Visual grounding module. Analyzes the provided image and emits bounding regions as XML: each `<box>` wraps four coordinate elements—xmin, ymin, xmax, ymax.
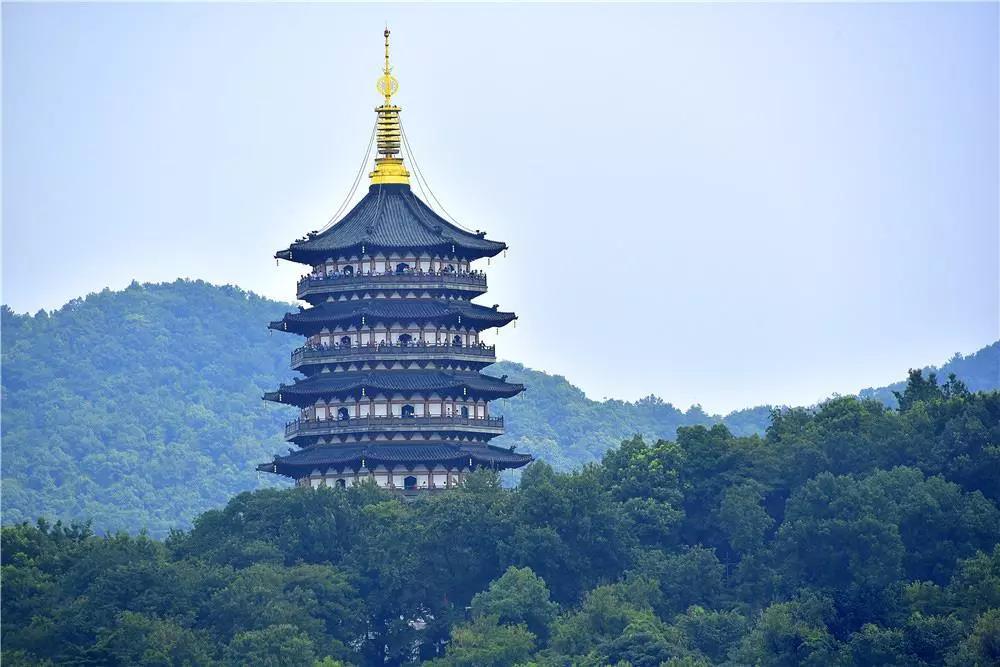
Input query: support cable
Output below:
<box><xmin>400</xmin><ymin>120</ymin><xmax>478</xmax><ymax>233</ymax></box>
<box><xmin>317</xmin><ymin>119</ymin><xmax>378</xmax><ymax>234</ymax></box>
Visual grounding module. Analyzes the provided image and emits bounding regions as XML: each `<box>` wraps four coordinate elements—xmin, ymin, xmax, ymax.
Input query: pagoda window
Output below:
<box><xmin>444</xmin><ymin>263</ymin><xmax>455</xmax><ymax>273</ymax></box>
<box><xmin>395</xmin><ymin>262</ymin><xmax>410</xmax><ymax>274</ymax></box>
<box><xmin>401</xmin><ymin>404</ymin><xmax>415</xmax><ymax>418</ymax></box>
<box><xmin>340</xmin><ymin>336</ymin><xmax>352</xmax><ymax>347</ymax></box>
<box><xmin>404</xmin><ymin>475</ymin><xmax>418</xmax><ymax>490</ymax></box>
<box><xmin>342</xmin><ymin>265</ymin><xmax>354</xmax><ymax>276</ymax></box>
<box><xmin>335</xmin><ymin>479</ymin><xmax>346</xmax><ymax>488</ymax></box>
<box><xmin>460</xmin><ymin>406</ymin><xmax>469</xmax><ymax>418</ymax></box>
<box><xmin>337</xmin><ymin>408</ymin><xmax>350</xmax><ymax>421</ymax></box>
<box><xmin>453</xmin><ymin>334</ymin><xmax>463</xmax><ymax>347</ymax></box>
<box><xmin>398</xmin><ymin>333</ymin><xmax>413</xmax><ymax>347</ymax></box>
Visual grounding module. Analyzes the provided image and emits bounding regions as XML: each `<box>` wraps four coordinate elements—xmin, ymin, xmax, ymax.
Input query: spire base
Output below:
<box><xmin>370</xmin><ymin>158</ymin><xmax>410</xmax><ymax>185</ymax></box>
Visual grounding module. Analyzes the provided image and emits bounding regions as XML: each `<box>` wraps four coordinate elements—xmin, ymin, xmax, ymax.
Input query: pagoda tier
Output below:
<box><xmin>296</xmin><ymin>269</ymin><xmax>488</xmax><ymax>304</ymax></box>
<box><xmin>259</xmin><ymin>29</ymin><xmax>531</xmax><ymax>488</ymax></box>
<box><xmin>281</xmin><ymin>414</ymin><xmax>507</xmax><ymax>446</ymax></box>
<box><xmin>277</xmin><ymin>183</ymin><xmax>507</xmax><ymax>266</ymax></box>
<box><xmin>264</xmin><ymin>370</ymin><xmax>523</xmax><ymax>406</ymax></box>
<box><xmin>268</xmin><ymin>298</ymin><xmax>517</xmax><ymax>336</ymax></box>
<box><xmin>257</xmin><ymin>442</ymin><xmax>532</xmax><ymax>491</ymax></box>
<box><xmin>289</xmin><ymin>341</ymin><xmax>497</xmax><ymax>374</ymax></box>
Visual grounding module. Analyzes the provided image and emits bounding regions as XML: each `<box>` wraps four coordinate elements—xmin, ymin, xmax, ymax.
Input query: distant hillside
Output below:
<box><xmin>859</xmin><ymin>341</ymin><xmax>999</xmax><ymax>406</ymax></box>
<box><xmin>2</xmin><ymin>280</ymin><xmax>996</xmax><ymax>535</ymax></box>
<box><xmin>489</xmin><ymin>363</ymin><xmax>768</xmax><ymax>471</ymax></box>
<box><xmin>1</xmin><ymin>281</ymin><xmax>293</xmax><ymax>536</ymax></box>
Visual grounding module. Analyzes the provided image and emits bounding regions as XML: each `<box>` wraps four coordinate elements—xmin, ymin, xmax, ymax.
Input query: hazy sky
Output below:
<box><xmin>4</xmin><ymin>3</ymin><xmax>998</xmax><ymax>413</ymax></box>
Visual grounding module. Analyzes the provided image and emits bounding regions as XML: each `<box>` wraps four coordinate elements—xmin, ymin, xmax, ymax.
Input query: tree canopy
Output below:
<box><xmin>3</xmin><ymin>371</ymin><xmax>999</xmax><ymax>665</ymax></box>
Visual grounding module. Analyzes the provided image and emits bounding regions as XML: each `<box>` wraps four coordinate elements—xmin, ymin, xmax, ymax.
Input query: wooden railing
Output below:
<box><xmin>285</xmin><ymin>415</ymin><xmax>504</xmax><ymax>437</ymax></box>
<box><xmin>297</xmin><ymin>270</ymin><xmax>487</xmax><ymax>294</ymax></box>
<box><xmin>291</xmin><ymin>342</ymin><xmax>496</xmax><ymax>365</ymax></box>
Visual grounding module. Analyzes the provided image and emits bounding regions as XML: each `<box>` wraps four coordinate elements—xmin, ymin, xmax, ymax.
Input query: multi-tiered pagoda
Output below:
<box><xmin>258</xmin><ymin>30</ymin><xmax>531</xmax><ymax>491</ymax></box>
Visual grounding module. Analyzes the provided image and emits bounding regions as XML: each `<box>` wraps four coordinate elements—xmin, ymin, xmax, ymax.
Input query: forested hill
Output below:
<box><xmin>2</xmin><ymin>280</ymin><xmax>997</xmax><ymax>535</ymax></box>
<box><xmin>3</xmin><ymin>375</ymin><xmax>999</xmax><ymax>666</ymax></box>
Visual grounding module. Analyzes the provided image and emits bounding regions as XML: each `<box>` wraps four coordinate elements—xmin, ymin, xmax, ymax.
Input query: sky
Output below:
<box><xmin>3</xmin><ymin>3</ymin><xmax>998</xmax><ymax>413</ymax></box>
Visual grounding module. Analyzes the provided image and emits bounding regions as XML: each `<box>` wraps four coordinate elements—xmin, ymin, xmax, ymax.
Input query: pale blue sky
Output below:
<box><xmin>3</xmin><ymin>3</ymin><xmax>998</xmax><ymax>413</ymax></box>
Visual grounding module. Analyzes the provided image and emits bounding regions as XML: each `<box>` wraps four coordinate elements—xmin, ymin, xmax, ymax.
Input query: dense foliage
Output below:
<box><xmin>3</xmin><ymin>374</ymin><xmax>999</xmax><ymax>665</ymax></box>
<box><xmin>2</xmin><ymin>280</ymin><xmax>997</xmax><ymax>536</ymax></box>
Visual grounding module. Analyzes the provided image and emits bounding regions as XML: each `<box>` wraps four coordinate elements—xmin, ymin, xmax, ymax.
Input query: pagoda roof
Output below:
<box><xmin>277</xmin><ymin>184</ymin><xmax>507</xmax><ymax>264</ymax></box>
<box><xmin>264</xmin><ymin>370</ymin><xmax>524</xmax><ymax>405</ymax></box>
<box><xmin>257</xmin><ymin>442</ymin><xmax>532</xmax><ymax>476</ymax></box>
<box><xmin>269</xmin><ymin>298</ymin><xmax>516</xmax><ymax>335</ymax></box>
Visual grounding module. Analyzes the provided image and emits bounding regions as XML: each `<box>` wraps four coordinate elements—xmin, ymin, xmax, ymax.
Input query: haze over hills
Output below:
<box><xmin>2</xmin><ymin>279</ymin><xmax>997</xmax><ymax>535</ymax></box>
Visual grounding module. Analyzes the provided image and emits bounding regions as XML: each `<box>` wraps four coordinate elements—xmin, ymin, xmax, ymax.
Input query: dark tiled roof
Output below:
<box><xmin>277</xmin><ymin>184</ymin><xmax>507</xmax><ymax>264</ymax></box>
<box><xmin>270</xmin><ymin>298</ymin><xmax>516</xmax><ymax>335</ymax></box>
<box><xmin>264</xmin><ymin>370</ymin><xmax>524</xmax><ymax>405</ymax></box>
<box><xmin>257</xmin><ymin>442</ymin><xmax>532</xmax><ymax>476</ymax></box>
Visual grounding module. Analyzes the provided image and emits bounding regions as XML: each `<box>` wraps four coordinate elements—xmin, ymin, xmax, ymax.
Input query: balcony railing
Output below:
<box><xmin>297</xmin><ymin>270</ymin><xmax>487</xmax><ymax>296</ymax></box>
<box><xmin>285</xmin><ymin>415</ymin><xmax>504</xmax><ymax>438</ymax></box>
<box><xmin>291</xmin><ymin>342</ymin><xmax>496</xmax><ymax>366</ymax></box>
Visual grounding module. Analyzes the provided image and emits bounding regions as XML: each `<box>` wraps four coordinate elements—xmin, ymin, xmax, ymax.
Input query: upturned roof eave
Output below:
<box><xmin>263</xmin><ymin>374</ymin><xmax>525</xmax><ymax>406</ymax></box>
<box><xmin>259</xmin><ymin>444</ymin><xmax>533</xmax><ymax>477</ymax></box>
<box><xmin>277</xmin><ymin>239</ymin><xmax>507</xmax><ymax>265</ymax></box>
<box><xmin>270</xmin><ymin>304</ymin><xmax>517</xmax><ymax>336</ymax></box>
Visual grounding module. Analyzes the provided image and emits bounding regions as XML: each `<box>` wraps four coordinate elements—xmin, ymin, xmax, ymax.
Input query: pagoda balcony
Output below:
<box><xmin>297</xmin><ymin>270</ymin><xmax>487</xmax><ymax>300</ymax></box>
<box><xmin>291</xmin><ymin>341</ymin><xmax>496</xmax><ymax>369</ymax></box>
<box><xmin>284</xmin><ymin>415</ymin><xmax>505</xmax><ymax>440</ymax></box>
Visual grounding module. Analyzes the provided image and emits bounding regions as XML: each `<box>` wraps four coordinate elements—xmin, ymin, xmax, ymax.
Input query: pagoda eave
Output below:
<box><xmin>270</xmin><ymin>308</ymin><xmax>517</xmax><ymax>337</ymax></box>
<box><xmin>258</xmin><ymin>442</ymin><xmax>532</xmax><ymax>478</ymax></box>
<box><xmin>280</xmin><ymin>241</ymin><xmax>507</xmax><ymax>267</ymax></box>
<box><xmin>263</xmin><ymin>377</ymin><xmax>525</xmax><ymax>407</ymax></box>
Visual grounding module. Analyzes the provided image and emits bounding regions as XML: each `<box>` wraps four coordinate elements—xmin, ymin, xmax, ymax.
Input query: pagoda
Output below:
<box><xmin>258</xmin><ymin>30</ymin><xmax>531</xmax><ymax>492</ymax></box>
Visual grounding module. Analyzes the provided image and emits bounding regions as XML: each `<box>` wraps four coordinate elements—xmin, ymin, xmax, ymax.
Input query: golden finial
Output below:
<box><xmin>376</xmin><ymin>28</ymin><xmax>398</xmax><ymax>105</ymax></box>
<box><xmin>370</xmin><ymin>27</ymin><xmax>409</xmax><ymax>185</ymax></box>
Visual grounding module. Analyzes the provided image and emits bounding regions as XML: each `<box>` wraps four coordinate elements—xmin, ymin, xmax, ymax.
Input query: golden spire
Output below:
<box><xmin>369</xmin><ymin>28</ymin><xmax>410</xmax><ymax>185</ymax></box>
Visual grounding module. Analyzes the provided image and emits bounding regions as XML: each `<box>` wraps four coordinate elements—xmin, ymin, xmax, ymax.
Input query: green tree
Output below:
<box><xmin>223</xmin><ymin>624</ymin><xmax>316</xmax><ymax>667</ymax></box>
<box><xmin>505</xmin><ymin>462</ymin><xmax>634</xmax><ymax>602</ymax></box>
<box><xmin>734</xmin><ymin>595</ymin><xmax>848</xmax><ymax>667</ymax></box>
<box><xmin>428</xmin><ymin>615</ymin><xmax>535</xmax><ymax>667</ymax></box>
<box><xmin>950</xmin><ymin>609</ymin><xmax>1000</xmax><ymax>666</ymax></box>
<box><xmin>602</xmin><ymin>614</ymin><xmax>691</xmax><ymax>667</ymax></box>
<box><xmin>635</xmin><ymin>546</ymin><xmax>726</xmax><ymax>616</ymax></box>
<box><xmin>94</xmin><ymin>611</ymin><xmax>218</xmax><ymax>666</ymax></box>
<box><xmin>946</xmin><ymin>545</ymin><xmax>1000</xmax><ymax>620</ymax></box>
<box><xmin>715</xmin><ymin>480</ymin><xmax>774</xmax><ymax>555</ymax></box>
<box><xmin>902</xmin><ymin>612</ymin><xmax>964</xmax><ymax>666</ymax></box>
<box><xmin>673</xmin><ymin>606</ymin><xmax>747</xmax><ymax>663</ymax></box>
<box><xmin>471</xmin><ymin>566</ymin><xmax>559</xmax><ymax>641</ymax></box>
<box><xmin>204</xmin><ymin>563</ymin><xmax>359</xmax><ymax>659</ymax></box>
<box><xmin>548</xmin><ymin>578</ymin><xmax>661</xmax><ymax>659</ymax></box>
<box><xmin>848</xmin><ymin>624</ymin><xmax>909</xmax><ymax>666</ymax></box>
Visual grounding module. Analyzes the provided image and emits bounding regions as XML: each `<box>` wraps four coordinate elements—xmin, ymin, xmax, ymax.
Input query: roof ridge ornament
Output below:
<box><xmin>370</xmin><ymin>28</ymin><xmax>410</xmax><ymax>186</ymax></box>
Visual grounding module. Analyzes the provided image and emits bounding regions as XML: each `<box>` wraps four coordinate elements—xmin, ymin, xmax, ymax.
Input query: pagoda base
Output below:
<box><xmin>258</xmin><ymin>441</ymin><xmax>531</xmax><ymax>490</ymax></box>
